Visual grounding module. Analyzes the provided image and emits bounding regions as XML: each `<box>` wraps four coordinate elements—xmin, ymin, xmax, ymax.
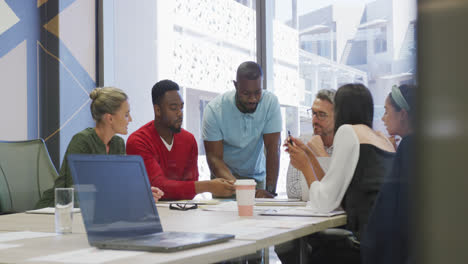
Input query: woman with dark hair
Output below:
<box><xmin>382</xmin><ymin>84</ymin><xmax>414</xmax><ymax>148</ymax></box>
<box><xmin>286</xmin><ymin>83</ymin><xmax>395</xmax><ymax>263</ymax></box>
<box><xmin>361</xmin><ymin>84</ymin><xmax>414</xmax><ymax>264</ymax></box>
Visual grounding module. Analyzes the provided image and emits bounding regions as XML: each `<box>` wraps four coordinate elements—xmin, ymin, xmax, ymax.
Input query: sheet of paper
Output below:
<box><xmin>28</xmin><ymin>248</ymin><xmax>144</xmax><ymax>264</ymax></box>
<box><xmin>201</xmin><ymin>218</ymin><xmax>309</xmax><ymax>239</ymax></box>
<box><xmin>0</xmin><ymin>231</ymin><xmax>56</xmax><ymax>242</ymax></box>
<box><xmin>255</xmin><ymin>198</ymin><xmax>300</xmax><ymax>202</ymax></box>
<box><xmin>255</xmin><ymin>200</ymin><xmax>307</xmax><ymax>207</ymax></box>
<box><xmin>260</xmin><ymin>207</ymin><xmax>345</xmax><ymax>217</ymax></box>
<box><xmin>0</xmin><ymin>243</ymin><xmax>21</xmax><ymax>250</ymax></box>
<box><xmin>157</xmin><ymin>199</ymin><xmax>222</xmax><ymax>205</ymax></box>
<box><xmin>200</xmin><ymin>201</ymin><xmax>297</xmax><ymax>212</ymax></box>
<box><xmin>25</xmin><ymin>207</ymin><xmax>81</xmax><ymax>214</ymax></box>
<box><xmin>231</xmin><ymin>219</ymin><xmax>310</xmax><ymax>229</ymax></box>
<box><xmin>255</xmin><ymin>198</ymin><xmax>306</xmax><ymax>206</ymax></box>
<box><xmin>204</xmin><ymin>225</ymin><xmax>273</xmax><ymax>238</ymax></box>
<box><xmin>199</xmin><ymin>201</ymin><xmax>238</xmax><ymax>211</ymax></box>
<box><xmin>202</xmin><ymin>220</ymin><xmax>275</xmax><ymax>238</ymax></box>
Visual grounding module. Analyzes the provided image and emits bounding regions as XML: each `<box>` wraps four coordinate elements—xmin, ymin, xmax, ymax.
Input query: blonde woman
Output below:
<box><xmin>36</xmin><ymin>87</ymin><xmax>163</xmax><ymax>208</ymax></box>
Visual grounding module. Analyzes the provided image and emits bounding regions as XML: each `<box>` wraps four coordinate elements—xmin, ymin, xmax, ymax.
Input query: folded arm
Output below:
<box><xmin>126</xmin><ymin>137</ymin><xmax>197</xmax><ymax>200</ymax></box>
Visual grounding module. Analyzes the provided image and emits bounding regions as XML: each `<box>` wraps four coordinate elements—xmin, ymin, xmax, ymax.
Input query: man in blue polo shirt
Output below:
<box><xmin>202</xmin><ymin>61</ymin><xmax>282</xmax><ymax>198</ymax></box>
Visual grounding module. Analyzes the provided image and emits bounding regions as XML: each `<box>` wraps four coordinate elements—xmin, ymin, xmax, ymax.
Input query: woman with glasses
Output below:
<box><xmin>285</xmin><ymin>83</ymin><xmax>395</xmax><ymax>263</ymax></box>
<box><xmin>361</xmin><ymin>84</ymin><xmax>414</xmax><ymax>264</ymax></box>
<box><xmin>36</xmin><ymin>87</ymin><xmax>164</xmax><ymax>208</ymax></box>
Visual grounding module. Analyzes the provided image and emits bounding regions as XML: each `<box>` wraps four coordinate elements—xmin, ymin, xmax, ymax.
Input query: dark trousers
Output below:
<box><xmin>275</xmin><ymin>228</ymin><xmax>361</xmax><ymax>264</ymax></box>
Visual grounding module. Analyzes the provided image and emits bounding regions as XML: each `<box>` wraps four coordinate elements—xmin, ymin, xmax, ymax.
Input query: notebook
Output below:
<box><xmin>68</xmin><ymin>154</ymin><xmax>234</xmax><ymax>252</ymax></box>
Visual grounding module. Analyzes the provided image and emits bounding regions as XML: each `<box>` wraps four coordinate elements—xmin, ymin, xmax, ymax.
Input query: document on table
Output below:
<box><xmin>157</xmin><ymin>199</ymin><xmax>222</xmax><ymax>205</ymax></box>
<box><xmin>0</xmin><ymin>243</ymin><xmax>21</xmax><ymax>250</ymax></box>
<box><xmin>254</xmin><ymin>198</ymin><xmax>307</xmax><ymax>207</ymax></box>
<box><xmin>0</xmin><ymin>231</ymin><xmax>56</xmax><ymax>242</ymax></box>
<box><xmin>255</xmin><ymin>198</ymin><xmax>300</xmax><ymax>202</ymax></box>
<box><xmin>25</xmin><ymin>207</ymin><xmax>81</xmax><ymax>214</ymax></box>
<box><xmin>199</xmin><ymin>201</ymin><xmax>240</xmax><ymax>211</ymax></box>
<box><xmin>28</xmin><ymin>248</ymin><xmax>144</xmax><ymax>264</ymax></box>
<box><xmin>233</xmin><ymin>219</ymin><xmax>311</xmax><ymax>229</ymax></box>
<box><xmin>260</xmin><ymin>207</ymin><xmax>345</xmax><ymax>217</ymax></box>
<box><xmin>200</xmin><ymin>219</ymin><xmax>310</xmax><ymax>239</ymax></box>
<box><xmin>200</xmin><ymin>201</ymin><xmax>271</xmax><ymax>212</ymax></box>
<box><xmin>200</xmin><ymin>201</ymin><xmax>304</xmax><ymax>212</ymax></box>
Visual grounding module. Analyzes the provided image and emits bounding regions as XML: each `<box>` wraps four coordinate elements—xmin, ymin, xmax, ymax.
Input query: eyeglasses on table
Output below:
<box><xmin>169</xmin><ymin>203</ymin><xmax>198</xmax><ymax>211</ymax></box>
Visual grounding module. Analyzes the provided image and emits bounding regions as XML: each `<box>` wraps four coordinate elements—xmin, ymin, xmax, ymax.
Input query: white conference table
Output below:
<box><xmin>0</xmin><ymin>205</ymin><xmax>346</xmax><ymax>264</ymax></box>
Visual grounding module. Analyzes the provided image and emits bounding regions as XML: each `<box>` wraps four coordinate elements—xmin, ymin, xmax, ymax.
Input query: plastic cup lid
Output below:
<box><xmin>234</xmin><ymin>179</ymin><xmax>256</xmax><ymax>186</ymax></box>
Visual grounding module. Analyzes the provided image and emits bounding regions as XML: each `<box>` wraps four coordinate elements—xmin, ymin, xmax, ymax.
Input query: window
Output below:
<box><xmin>270</xmin><ymin>0</ymin><xmax>417</xmax><ymax>195</ymax></box>
<box><xmin>374</xmin><ymin>27</ymin><xmax>387</xmax><ymax>53</ymax></box>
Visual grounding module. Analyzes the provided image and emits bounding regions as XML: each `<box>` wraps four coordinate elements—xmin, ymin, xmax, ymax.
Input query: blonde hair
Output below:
<box><xmin>89</xmin><ymin>87</ymin><xmax>128</xmax><ymax>122</ymax></box>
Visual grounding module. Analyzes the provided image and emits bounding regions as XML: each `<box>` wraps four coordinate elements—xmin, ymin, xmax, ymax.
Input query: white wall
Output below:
<box><xmin>112</xmin><ymin>0</ymin><xmax>159</xmax><ymax>140</ymax></box>
<box><xmin>0</xmin><ymin>40</ymin><xmax>28</xmax><ymax>140</ymax></box>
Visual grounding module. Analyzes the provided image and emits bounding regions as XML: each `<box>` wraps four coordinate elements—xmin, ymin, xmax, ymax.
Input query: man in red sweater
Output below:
<box><xmin>127</xmin><ymin>80</ymin><xmax>235</xmax><ymax>200</ymax></box>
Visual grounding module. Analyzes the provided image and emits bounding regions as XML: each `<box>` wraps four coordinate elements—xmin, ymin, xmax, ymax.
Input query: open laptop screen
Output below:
<box><xmin>68</xmin><ymin>154</ymin><xmax>163</xmax><ymax>243</ymax></box>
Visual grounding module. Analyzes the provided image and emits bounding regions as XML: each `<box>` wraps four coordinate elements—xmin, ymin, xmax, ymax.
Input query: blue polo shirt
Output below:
<box><xmin>202</xmin><ymin>90</ymin><xmax>282</xmax><ymax>182</ymax></box>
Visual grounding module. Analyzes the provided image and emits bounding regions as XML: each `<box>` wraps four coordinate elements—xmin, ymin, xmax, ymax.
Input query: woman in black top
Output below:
<box><xmin>361</xmin><ymin>84</ymin><xmax>415</xmax><ymax>264</ymax></box>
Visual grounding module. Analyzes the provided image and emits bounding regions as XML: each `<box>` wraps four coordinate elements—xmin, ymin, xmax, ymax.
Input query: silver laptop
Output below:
<box><xmin>68</xmin><ymin>154</ymin><xmax>234</xmax><ymax>252</ymax></box>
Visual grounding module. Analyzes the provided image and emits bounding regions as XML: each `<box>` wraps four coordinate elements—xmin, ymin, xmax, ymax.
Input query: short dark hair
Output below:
<box><xmin>152</xmin><ymin>80</ymin><xmax>180</xmax><ymax>105</ymax></box>
<box><xmin>236</xmin><ymin>61</ymin><xmax>263</xmax><ymax>81</ymax></box>
<box><xmin>389</xmin><ymin>84</ymin><xmax>415</xmax><ymax>113</ymax></box>
<box><xmin>334</xmin><ymin>83</ymin><xmax>374</xmax><ymax>133</ymax></box>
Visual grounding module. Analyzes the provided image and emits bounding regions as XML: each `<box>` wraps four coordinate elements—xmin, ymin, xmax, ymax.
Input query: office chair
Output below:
<box><xmin>0</xmin><ymin>139</ymin><xmax>58</xmax><ymax>214</ymax></box>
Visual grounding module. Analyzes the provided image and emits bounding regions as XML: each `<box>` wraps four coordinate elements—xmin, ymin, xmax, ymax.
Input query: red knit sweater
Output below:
<box><xmin>126</xmin><ymin>121</ymin><xmax>198</xmax><ymax>200</ymax></box>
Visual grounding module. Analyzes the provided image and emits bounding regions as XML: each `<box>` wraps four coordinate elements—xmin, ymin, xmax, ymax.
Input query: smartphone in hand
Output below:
<box><xmin>287</xmin><ymin>130</ymin><xmax>294</xmax><ymax>145</ymax></box>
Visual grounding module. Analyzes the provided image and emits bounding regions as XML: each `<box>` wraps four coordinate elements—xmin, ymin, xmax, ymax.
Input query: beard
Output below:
<box><xmin>169</xmin><ymin>127</ymin><xmax>181</xmax><ymax>133</ymax></box>
<box><xmin>241</xmin><ymin>102</ymin><xmax>257</xmax><ymax>113</ymax></box>
<box><xmin>236</xmin><ymin>94</ymin><xmax>258</xmax><ymax>113</ymax></box>
<box><xmin>169</xmin><ymin>123</ymin><xmax>182</xmax><ymax>133</ymax></box>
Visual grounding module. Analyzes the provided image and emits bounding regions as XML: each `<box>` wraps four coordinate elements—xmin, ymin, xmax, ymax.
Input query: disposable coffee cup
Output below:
<box><xmin>234</xmin><ymin>179</ymin><xmax>256</xmax><ymax>216</ymax></box>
